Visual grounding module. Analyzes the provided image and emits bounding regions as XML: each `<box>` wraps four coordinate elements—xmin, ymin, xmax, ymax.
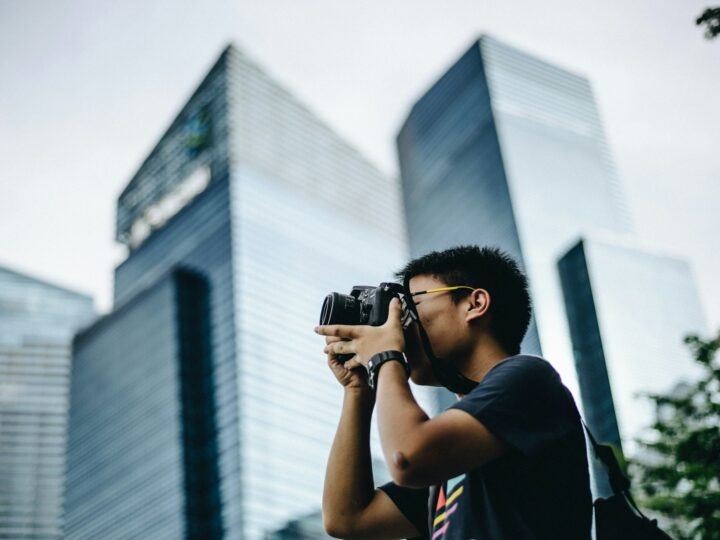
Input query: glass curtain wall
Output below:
<box><xmin>397</xmin><ymin>36</ymin><xmax>632</xmax><ymax>403</ymax></box>
<box><xmin>0</xmin><ymin>267</ymin><xmax>93</xmax><ymax>539</ymax></box>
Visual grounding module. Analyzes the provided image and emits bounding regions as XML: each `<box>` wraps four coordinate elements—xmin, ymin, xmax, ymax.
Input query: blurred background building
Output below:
<box><xmin>64</xmin><ymin>45</ymin><xmax>426</xmax><ymax>539</ymax></box>
<box><xmin>0</xmin><ymin>266</ymin><xmax>94</xmax><ymax>539</ymax></box>
<box><xmin>558</xmin><ymin>235</ymin><xmax>706</xmax><ymax>494</ymax></box>
<box><xmin>67</xmin><ymin>270</ymin><xmax>223</xmax><ymax>538</ymax></box>
<box><xmin>397</xmin><ymin>35</ymin><xmax>632</xmax><ymax>409</ymax></box>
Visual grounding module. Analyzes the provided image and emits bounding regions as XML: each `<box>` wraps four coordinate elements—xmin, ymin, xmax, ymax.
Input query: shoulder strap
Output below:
<box><xmin>581</xmin><ymin>420</ymin><xmax>630</xmax><ymax>494</ymax></box>
<box><xmin>581</xmin><ymin>421</ymin><xmax>648</xmax><ymax>518</ymax></box>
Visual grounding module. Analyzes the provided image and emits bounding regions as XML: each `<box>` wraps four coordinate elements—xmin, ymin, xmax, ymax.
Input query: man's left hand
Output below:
<box><xmin>315</xmin><ymin>298</ymin><xmax>405</xmax><ymax>371</ymax></box>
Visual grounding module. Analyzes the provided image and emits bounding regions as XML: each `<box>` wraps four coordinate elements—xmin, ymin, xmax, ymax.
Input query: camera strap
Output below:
<box><xmin>402</xmin><ymin>276</ymin><xmax>479</xmax><ymax>395</ymax></box>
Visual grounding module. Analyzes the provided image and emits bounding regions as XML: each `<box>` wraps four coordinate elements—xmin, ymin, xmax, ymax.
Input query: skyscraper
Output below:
<box><xmin>558</xmin><ymin>236</ymin><xmax>706</xmax><ymax>451</ymax></box>
<box><xmin>558</xmin><ymin>236</ymin><xmax>706</xmax><ymax>496</ymax></box>
<box><xmin>0</xmin><ymin>266</ymin><xmax>94</xmax><ymax>539</ymax></box>
<box><xmin>397</xmin><ymin>35</ymin><xmax>632</xmax><ymax>406</ymax></box>
<box><xmin>65</xmin><ymin>45</ymin><xmax>415</xmax><ymax>539</ymax></box>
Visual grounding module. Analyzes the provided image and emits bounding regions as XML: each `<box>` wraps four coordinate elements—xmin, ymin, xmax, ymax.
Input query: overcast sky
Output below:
<box><xmin>1</xmin><ymin>0</ymin><xmax>718</xmax><ymax>331</ymax></box>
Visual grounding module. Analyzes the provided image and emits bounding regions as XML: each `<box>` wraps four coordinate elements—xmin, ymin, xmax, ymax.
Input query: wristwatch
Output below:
<box><xmin>367</xmin><ymin>350</ymin><xmax>410</xmax><ymax>390</ymax></box>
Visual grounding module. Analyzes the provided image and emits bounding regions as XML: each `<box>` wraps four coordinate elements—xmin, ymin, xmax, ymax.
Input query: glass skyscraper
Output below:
<box><xmin>397</xmin><ymin>35</ymin><xmax>632</xmax><ymax>406</ymax></box>
<box><xmin>0</xmin><ymin>265</ymin><xmax>94</xmax><ymax>539</ymax></box>
<box><xmin>65</xmin><ymin>45</ymin><xmax>420</xmax><ymax>539</ymax></box>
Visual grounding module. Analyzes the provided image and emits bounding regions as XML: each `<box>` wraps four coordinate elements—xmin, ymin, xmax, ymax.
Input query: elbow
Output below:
<box><xmin>322</xmin><ymin>514</ymin><xmax>345</xmax><ymax>539</ymax></box>
<box><xmin>388</xmin><ymin>449</ymin><xmax>427</xmax><ymax>488</ymax></box>
<box><xmin>323</xmin><ymin>512</ymin><xmax>357</xmax><ymax>539</ymax></box>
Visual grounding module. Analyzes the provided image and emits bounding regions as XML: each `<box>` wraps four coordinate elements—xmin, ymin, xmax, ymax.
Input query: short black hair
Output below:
<box><xmin>395</xmin><ymin>245</ymin><xmax>532</xmax><ymax>355</ymax></box>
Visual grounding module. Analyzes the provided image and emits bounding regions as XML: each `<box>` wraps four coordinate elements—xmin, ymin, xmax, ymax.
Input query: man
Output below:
<box><xmin>316</xmin><ymin>246</ymin><xmax>592</xmax><ymax>539</ymax></box>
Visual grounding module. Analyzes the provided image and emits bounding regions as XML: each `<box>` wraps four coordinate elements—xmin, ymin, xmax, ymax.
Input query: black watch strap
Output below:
<box><xmin>367</xmin><ymin>350</ymin><xmax>409</xmax><ymax>390</ymax></box>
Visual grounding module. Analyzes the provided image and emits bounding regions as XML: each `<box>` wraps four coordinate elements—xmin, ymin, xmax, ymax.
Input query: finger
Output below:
<box><xmin>327</xmin><ymin>356</ymin><xmax>341</xmax><ymax>369</ymax></box>
<box><xmin>315</xmin><ymin>324</ymin><xmax>361</xmax><ymax>339</ymax></box>
<box><xmin>325</xmin><ymin>336</ymin><xmax>343</xmax><ymax>345</ymax></box>
<box><xmin>324</xmin><ymin>340</ymin><xmax>356</xmax><ymax>356</ymax></box>
<box><xmin>344</xmin><ymin>358</ymin><xmax>364</xmax><ymax>370</ymax></box>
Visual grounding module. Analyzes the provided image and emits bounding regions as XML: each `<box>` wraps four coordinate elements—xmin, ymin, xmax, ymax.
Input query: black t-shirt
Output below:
<box><xmin>379</xmin><ymin>355</ymin><xmax>592</xmax><ymax>540</ymax></box>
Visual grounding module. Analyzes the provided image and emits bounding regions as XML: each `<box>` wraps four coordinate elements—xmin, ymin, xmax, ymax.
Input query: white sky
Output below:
<box><xmin>1</xmin><ymin>0</ymin><xmax>718</xmax><ymax>333</ymax></box>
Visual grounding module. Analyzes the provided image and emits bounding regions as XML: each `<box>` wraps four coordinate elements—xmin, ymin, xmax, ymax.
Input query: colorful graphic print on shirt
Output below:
<box><xmin>431</xmin><ymin>474</ymin><xmax>465</xmax><ymax>539</ymax></box>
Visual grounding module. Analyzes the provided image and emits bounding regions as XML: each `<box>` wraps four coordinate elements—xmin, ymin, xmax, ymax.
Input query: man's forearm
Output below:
<box><xmin>376</xmin><ymin>362</ymin><xmax>430</xmax><ymax>481</ymax></box>
<box><xmin>323</xmin><ymin>388</ymin><xmax>376</xmax><ymax>531</ymax></box>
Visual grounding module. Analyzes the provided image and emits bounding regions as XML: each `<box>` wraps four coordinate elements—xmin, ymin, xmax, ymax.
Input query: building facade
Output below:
<box><xmin>66</xmin><ymin>270</ymin><xmax>222</xmax><ymax>538</ymax></box>
<box><xmin>558</xmin><ymin>236</ymin><xmax>706</xmax><ymax>493</ymax></box>
<box><xmin>65</xmin><ymin>45</ymin><xmax>419</xmax><ymax>539</ymax></box>
<box><xmin>397</xmin><ymin>35</ymin><xmax>632</xmax><ymax>407</ymax></box>
<box><xmin>0</xmin><ymin>266</ymin><xmax>94</xmax><ymax>539</ymax></box>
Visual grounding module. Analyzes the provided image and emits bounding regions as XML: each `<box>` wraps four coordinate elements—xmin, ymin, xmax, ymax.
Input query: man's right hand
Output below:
<box><xmin>325</xmin><ymin>336</ymin><xmax>370</xmax><ymax>391</ymax></box>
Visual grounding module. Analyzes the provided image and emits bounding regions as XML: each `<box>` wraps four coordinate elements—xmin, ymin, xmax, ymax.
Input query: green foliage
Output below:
<box><xmin>696</xmin><ymin>7</ymin><xmax>720</xmax><ymax>39</ymax></box>
<box><xmin>631</xmin><ymin>331</ymin><xmax>720</xmax><ymax>540</ymax></box>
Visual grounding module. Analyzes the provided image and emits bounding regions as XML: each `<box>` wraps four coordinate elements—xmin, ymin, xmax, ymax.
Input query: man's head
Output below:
<box><xmin>395</xmin><ymin>246</ymin><xmax>531</xmax><ymax>380</ymax></box>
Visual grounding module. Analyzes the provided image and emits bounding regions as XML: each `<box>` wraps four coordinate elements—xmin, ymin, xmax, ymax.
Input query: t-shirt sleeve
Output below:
<box><xmin>378</xmin><ymin>481</ymin><xmax>429</xmax><ymax>539</ymax></box>
<box><xmin>450</xmin><ymin>356</ymin><xmax>578</xmax><ymax>456</ymax></box>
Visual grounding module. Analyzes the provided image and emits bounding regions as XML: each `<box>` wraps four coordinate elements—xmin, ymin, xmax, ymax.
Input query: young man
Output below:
<box><xmin>316</xmin><ymin>246</ymin><xmax>592</xmax><ymax>539</ymax></box>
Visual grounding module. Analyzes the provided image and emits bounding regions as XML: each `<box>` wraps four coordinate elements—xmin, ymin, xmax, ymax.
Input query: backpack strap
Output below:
<box><xmin>582</xmin><ymin>421</ymin><xmax>631</xmax><ymax>494</ymax></box>
<box><xmin>581</xmin><ymin>420</ymin><xmax>647</xmax><ymax>518</ymax></box>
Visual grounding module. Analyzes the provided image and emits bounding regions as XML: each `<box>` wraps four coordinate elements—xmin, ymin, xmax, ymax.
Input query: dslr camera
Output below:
<box><xmin>319</xmin><ymin>282</ymin><xmax>415</xmax><ymax>362</ymax></box>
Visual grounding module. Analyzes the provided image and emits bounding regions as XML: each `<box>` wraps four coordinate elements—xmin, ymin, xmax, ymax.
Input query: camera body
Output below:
<box><xmin>320</xmin><ymin>282</ymin><xmax>403</xmax><ymax>327</ymax></box>
<box><xmin>319</xmin><ymin>282</ymin><xmax>409</xmax><ymax>362</ymax></box>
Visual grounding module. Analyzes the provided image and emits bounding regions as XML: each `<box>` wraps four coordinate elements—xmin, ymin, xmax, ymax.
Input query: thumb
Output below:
<box><xmin>385</xmin><ymin>297</ymin><xmax>402</xmax><ymax>326</ymax></box>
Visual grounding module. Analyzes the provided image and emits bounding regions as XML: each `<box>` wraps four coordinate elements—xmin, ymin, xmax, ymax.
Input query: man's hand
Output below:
<box><xmin>325</xmin><ymin>336</ymin><xmax>369</xmax><ymax>391</ymax></box>
<box><xmin>316</xmin><ymin>298</ymin><xmax>405</xmax><ymax>371</ymax></box>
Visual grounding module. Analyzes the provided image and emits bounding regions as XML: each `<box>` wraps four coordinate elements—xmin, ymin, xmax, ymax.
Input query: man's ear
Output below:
<box><xmin>465</xmin><ymin>289</ymin><xmax>490</xmax><ymax>323</ymax></box>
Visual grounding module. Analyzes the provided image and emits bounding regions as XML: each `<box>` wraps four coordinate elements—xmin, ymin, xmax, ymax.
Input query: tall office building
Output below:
<box><xmin>558</xmin><ymin>237</ymin><xmax>706</xmax><ymax>451</ymax></box>
<box><xmin>66</xmin><ymin>45</ymin><xmax>417</xmax><ymax>539</ymax></box>
<box><xmin>397</xmin><ymin>35</ymin><xmax>632</xmax><ymax>406</ymax></box>
<box><xmin>558</xmin><ymin>237</ymin><xmax>706</xmax><ymax>495</ymax></box>
<box><xmin>0</xmin><ymin>266</ymin><xmax>94</xmax><ymax>539</ymax></box>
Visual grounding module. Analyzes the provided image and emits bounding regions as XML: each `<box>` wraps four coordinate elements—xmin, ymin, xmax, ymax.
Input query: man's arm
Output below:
<box><xmin>376</xmin><ymin>362</ymin><xmax>509</xmax><ymax>488</ymax></box>
<box><xmin>322</xmin><ymin>352</ymin><xmax>421</xmax><ymax>539</ymax></box>
<box><xmin>317</xmin><ymin>301</ymin><xmax>509</xmax><ymax>491</ymax></box>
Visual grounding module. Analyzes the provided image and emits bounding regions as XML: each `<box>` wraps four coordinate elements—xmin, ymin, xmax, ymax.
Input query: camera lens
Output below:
<box><xmin>319</xmin><ymin>293</ymin><xmax>361</xmax><ymax>325</ymax></box>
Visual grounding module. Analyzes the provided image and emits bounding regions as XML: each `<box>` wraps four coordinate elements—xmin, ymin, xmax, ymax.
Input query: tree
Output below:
<box><xmin>696</xmin><ymin>7</ymin><xmax>720</xmax><ymax>39</ymax></box>
<box><xmin>631</xmin><ymin>331</ymin><xmax>720</xmax><ymax>540</ymax></box>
